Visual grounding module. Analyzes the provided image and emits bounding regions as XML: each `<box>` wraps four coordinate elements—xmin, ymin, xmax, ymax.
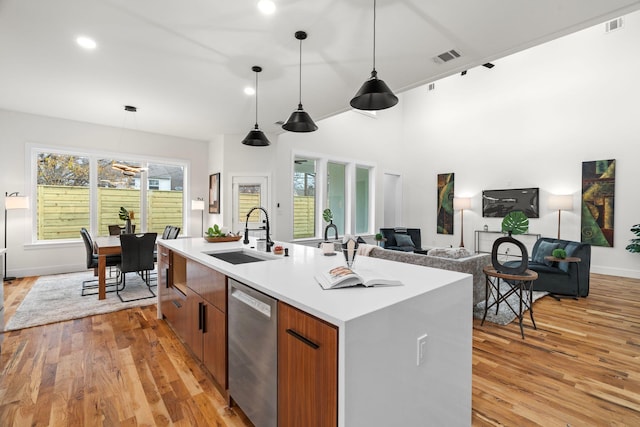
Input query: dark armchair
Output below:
<box><xmin>80</xmin><ymin>227</ymin><xmax>120</xmax><ymax>296</ymax></box>
<box><xmin>380</xmin><ymin>228</ymin><xmax>422</xmax><ymax>252</ymax></box>
<box><xmin>527</xmin><ymin>237</ymin><xmax>591</xmax><ymax>297</ymax></box>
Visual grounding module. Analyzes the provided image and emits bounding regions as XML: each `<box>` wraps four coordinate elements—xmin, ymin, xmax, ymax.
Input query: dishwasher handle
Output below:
<box><xmin>230</xmin><ymin>287</ymin><xmax>272</xmax><ymax>318</ymax></box>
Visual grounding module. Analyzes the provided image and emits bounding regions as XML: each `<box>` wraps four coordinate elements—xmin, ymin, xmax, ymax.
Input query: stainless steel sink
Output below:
<box><xmin>205</xmin><ymin>248</ymin><xmax>278</xmax><ymax>265</ymax></box>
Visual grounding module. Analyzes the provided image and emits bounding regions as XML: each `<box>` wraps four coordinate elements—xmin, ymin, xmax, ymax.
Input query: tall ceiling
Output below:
<box><xmin>1</xmin><ymin>0</ymin><xmax>639</xmax><ymax>141</ymax></box>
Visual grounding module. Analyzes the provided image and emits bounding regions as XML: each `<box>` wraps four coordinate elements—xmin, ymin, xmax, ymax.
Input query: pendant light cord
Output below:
<box><xmin>372</xmin><ymin>0</ymin><xmax>376</xmax><ymax>72</ymax></box>
<box><xmin>255</xmin><ymin>70</ymin><xmax>259</xmax><ymax>126</ymax></box>
<box><xmin>298</xmin><ymin>37</ymin><xmax>302</xmax><ymax>106</ymax></box>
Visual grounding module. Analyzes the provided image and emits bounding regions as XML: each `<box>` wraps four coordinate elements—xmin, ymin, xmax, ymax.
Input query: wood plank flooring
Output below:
<box><xmin>1</xmin><ymin>273</ymin><xmax>639</xmax><ymax>426</ymax></box>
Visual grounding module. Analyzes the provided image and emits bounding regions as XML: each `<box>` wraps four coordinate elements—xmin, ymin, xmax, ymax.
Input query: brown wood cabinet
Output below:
<box><xmin>278</xmin><ymin>302</ymin><xmax>338</xmax><ymax>427</ymax></box>
<box><xmin>161</xmin><ymin>252</ymin><xmax>227</xmax><ymax>390</ymax></box>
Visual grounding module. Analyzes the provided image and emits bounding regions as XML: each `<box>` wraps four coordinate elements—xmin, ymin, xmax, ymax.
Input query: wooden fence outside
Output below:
<box><xmin>294</xmin><ymin>196</ymin><xmax>315</xmax><ymax>238</ymax></box>
<box><xmin>37</xmin><ymin>185</ymin><xmax>183</xmax><ymax>240</ymax></box>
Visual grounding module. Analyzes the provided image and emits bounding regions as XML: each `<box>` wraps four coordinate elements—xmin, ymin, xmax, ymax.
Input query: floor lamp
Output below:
<box><xmin>453</xmin><ymin>197</ymin><xmax>472</xmax><ymax>248</ymax></box>
<box><xmin>549</xmin><ymin>194</ymin><xmax>573</xmax><ymax>239</ymax></box>
<box><xmin>191</xmin><ymin>198</ymin><xmax>205</xmax><ymax>237</ymax></box>
<box><xmin>4</xmin><ymin>192</ymin><xmax>29</xmax><ymax>282</ymax></box>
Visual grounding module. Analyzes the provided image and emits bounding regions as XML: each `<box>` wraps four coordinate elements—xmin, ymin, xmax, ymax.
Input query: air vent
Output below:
<box><xmin>605</xmin><ymin>17</ymin><xmax>624</xmax><ymax>33</ymax></box>
<box><xmin>428</xmin><ymin>83</ymin><xmax>435</xmax><ymax>91</ymax></box>
<box><xmin>433</xmin><ymin>49</ymin><xmax>461</xmax><ymax>64</ymax></box>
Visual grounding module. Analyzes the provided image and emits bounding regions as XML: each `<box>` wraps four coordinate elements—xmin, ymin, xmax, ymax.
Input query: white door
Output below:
<box><xmin>232</xmin><ymin>175</ymin><xmax>270</xmax><ymax>239</ymax></box>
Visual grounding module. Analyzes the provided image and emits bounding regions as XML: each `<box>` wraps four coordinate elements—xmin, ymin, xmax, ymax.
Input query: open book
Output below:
<box><xmin>315</xmin><ymin>266</ymin><xmax>403</xmax><ymax>290</ymax></box>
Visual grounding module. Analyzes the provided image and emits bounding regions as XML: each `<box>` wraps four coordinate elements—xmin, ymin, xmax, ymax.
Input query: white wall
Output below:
<box><xmin>401</xmin><ymin>12</ymin><xmax>640</xmax><ymax>278</ymax></box>
<box><xmin>0</xmin><ymin>109</ymin><xmax>209</xmax><ymax>277</ymax></box>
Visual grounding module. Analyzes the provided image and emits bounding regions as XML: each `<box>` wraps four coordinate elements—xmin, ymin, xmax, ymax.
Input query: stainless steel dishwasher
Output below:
<box><xmin>228</xmin><ymin>278</ymin><xmax>278</xmax><ymax>427</ymax></box>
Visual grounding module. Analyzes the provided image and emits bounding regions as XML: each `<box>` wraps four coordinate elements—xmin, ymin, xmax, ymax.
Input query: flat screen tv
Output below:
<box><xmin>482</xmin><ymin>188</ymin><xmax>539</xmax><ymax>218</ymax></box>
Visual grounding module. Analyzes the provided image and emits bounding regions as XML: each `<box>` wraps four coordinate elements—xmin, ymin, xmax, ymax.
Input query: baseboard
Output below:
<box><xmin>591</xmin><ymin>265</ymin><xmax>640</xmax><ymax>279</ymax></box>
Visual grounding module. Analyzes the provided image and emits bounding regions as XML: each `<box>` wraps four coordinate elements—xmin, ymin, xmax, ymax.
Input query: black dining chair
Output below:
<box><xmin>116</xmin><ymin>232</ymin><xmax>158</xmax><ymax>302</ymax></box>
<box><xmin>80</xmin><ymin>227</ymin><xmax>121</xmax><ymax>296</ymax></box>
<box><xmin>167</xmin><ymin>226</ymin><xmax>180</xmax><ymax>239</ymax></box>
<box><xmin>108</xmin><ymin>225</ymin><xmax>122</xmax><ymax>236</ymax></box>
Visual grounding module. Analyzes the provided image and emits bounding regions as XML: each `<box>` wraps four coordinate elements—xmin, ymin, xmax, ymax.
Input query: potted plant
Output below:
<box><xmin>375</xmin><ymin>232</ymin><xmax>385</xmax><ymax>246</ymax></box>
<box><xmin>323</xmin><ymin>208</ymin><xmax>338</xmax><ymax>241</ymax></box>
<box><xmin>119</xmin><ymin>207</ymin><xmax>135</xmax><ymax>234</ymax></box>
<box><xmin>492</xmin><ymin>210</ymin><xmax>530</xmax><ymax>274</ymax></box>
<box><xmin>626</xmin><ymin>224</ymin><xmax>640</xmax><ymax>253</ymax></box>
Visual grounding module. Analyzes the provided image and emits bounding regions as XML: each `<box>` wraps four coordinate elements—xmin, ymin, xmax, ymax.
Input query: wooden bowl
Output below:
<box><xmin>204</xmin><ymin>235</ymin><xmax>242</xmax><ymax>243</ymax></box>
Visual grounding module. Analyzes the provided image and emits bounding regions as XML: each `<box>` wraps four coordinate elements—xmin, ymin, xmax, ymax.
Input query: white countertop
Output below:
<box><xmin>159</xmin><ymin>237</ymin><xmax>470</xmax><ymax>327</ymax></box>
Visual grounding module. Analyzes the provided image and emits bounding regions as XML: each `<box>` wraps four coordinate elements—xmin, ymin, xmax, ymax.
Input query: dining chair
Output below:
<box><xmin>108</xmin><ymin>224</ymin><xmax>122</xmax><ymax>236</ymax></box>
<box><xmin>116</xmin><ymin>232</ymin><xmax>158</xmax><ymax>302</ymax></box>
<box><xmin>80</xmin><ymin>228</ymin><xmax>121</xmax><ymax>296</ymax></box>
<box><xmin>167</xmin><ymin>226</ymin><xmax>181</xmax><ymax>239</ymax></box>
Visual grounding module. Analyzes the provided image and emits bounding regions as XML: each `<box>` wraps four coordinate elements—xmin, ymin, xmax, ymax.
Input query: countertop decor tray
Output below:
<box><xmin>204</xmin><ymin>235</ymin><xmax>242</xmax><ymax>243</ymax></box>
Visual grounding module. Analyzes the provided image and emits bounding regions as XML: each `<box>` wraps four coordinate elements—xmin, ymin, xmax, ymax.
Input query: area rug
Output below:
<box><xmin>473</xmin><ymin>283</ymin><xmax>547</xmax><ymax>325</ymax></box>
<box><xmin>5</xmin><ymin>271</ymin><xmax>157</xmax><ymax>331</ymax></box>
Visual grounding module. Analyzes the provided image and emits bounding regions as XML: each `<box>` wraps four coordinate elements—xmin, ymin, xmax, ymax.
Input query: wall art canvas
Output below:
<box><xmin>437</xmin><ymin>173</ymin><xmax>454</xmax><ymax>234</ymax></box>
<box><xmin>482</xmin><ymin>188</ymin><xmax>539</xmax><ymax>218</ymax></box>
<box><xmin>581</xmin><ymin>159</ymin><xmax>615</xmax><ymax>247</ymax></box>
<box><xmin>209</xmin><ymin>173</ymin><xmax>220</xmax><ymax>214</ymax></box>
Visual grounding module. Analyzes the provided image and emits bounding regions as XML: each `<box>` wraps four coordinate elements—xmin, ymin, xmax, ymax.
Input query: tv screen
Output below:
<box><xmin>482</xmin><ymin>188</ymin><xmax>539</xmax><ymax>218</ymax></box>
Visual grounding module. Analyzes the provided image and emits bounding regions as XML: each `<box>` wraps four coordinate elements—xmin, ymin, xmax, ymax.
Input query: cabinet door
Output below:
<box><xmin>158</xmin><ymin>247</ymin><xmax>172</xmax><ymax>318</ymax></box>
<box><xmin>278</xmin><ymin>302</ymin><xmax>338</xmax><ymax>427</ymax></box>
<box><xmin>203</xmin><ymin>304</ymin><xmax>227</xmax><ymax>390</ymax></box>
<box><xmin>185</xmin><ymin>287</ymin><xmax>204</xmax><ymax>358</ymax></box>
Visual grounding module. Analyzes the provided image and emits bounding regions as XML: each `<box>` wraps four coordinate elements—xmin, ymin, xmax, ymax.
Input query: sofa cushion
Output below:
<box><xmin>527</xmin><ymin>262</ymin><xmax>569</xmax><ymax>275</ymax></box>
<box><xmin>394</xmin><ymin>233</ymin><xmax>414</xmax><ymax>248</ymax></box>
<box><xmin>427</xmin><ymin>247</ymin><xmax>473</xmax><ymax>259</ymax></box>
<box><xmin>532</xmin><ymin>240</ymin><xmax>559</xmax><ymax>266</ymax></box>
<box><xmin>558</xmin><ymin>241</ymin><xmax>580</xmax><ymax>272</ymax></box>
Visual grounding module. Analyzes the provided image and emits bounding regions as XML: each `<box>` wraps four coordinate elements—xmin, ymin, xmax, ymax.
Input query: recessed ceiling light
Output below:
<box><xmin>244</xmin><ymin>87</ymin><xmax>256</xmax><ymax>96</ymax></box>
<box><xmin>257</xmin><ymin>0</ymin><xmax>276</xmax><ymax>15</ymax></box>
<box><xmin>76</xmin><ymin>36</ymin><xmax>97</xmax><ymax>50</ymax></box>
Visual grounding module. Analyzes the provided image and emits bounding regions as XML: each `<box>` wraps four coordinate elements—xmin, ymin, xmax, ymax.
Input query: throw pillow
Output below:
<box><xmin>533</xmin><ymin>241</ymin><xmax>559</xmax><ymax>266</ymax></box>
<box><xmin>394</xmin><ymin>233</ymin><xmax>414</xmax><ymax>248</ymax></box>
<box><xmin>427</xmin><ymin>247</ymin><xmax>473</xmax><ymax>259</ymax></box>
<box><xmin>559</xmin><ymin>242</ymin><xmax>580</xmax><ymax>272</ymax></box>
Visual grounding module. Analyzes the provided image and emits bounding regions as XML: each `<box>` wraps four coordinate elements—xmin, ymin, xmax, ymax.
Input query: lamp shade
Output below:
<box><xmin>282</xmin><ymin>105</ymin><xmax>318</xmax><ymax>132</ymax></box>
<box><xmin>453</xmin><ymin>197</ymin><xmax>471</xmax><ymax>211</ymax></box>
<box><xmin>191</xmin><ymin>199</ymin><xmax>205</xmax><ymax>211</ymax></box>
<box><xmin>242</xmin><ymin>126</ymin><xmax>271</xmax><ymax>146</ymax></box>
<box><xmin>350</xmin><ymin>70</ymin><xmax>398</xmax><ymax>111</ymax></box>
<box><xmin>5</xmin><ymin>195</ymin><xmax>29</xmax><ymax>210</ymax></box>
<box><xmin>549</xmin><ymin>195</ymin><xmax>573</xmax><ymax>211</ymax></box>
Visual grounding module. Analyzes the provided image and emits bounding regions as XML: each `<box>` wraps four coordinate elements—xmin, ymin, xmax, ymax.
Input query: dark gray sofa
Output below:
<box><xmin>525</xmin><ymin>237</ymin><xmax>591</xmax><ymax>297</ymax></box>
<box><xmin>380</xmin><ymin>228</ymin><xmax>422</xmax><ymax>252</ymax></box>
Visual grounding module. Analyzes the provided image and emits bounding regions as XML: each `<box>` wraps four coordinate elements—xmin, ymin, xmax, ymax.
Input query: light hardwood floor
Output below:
<box><xmin>1</xmin><ymin>273</ymin><xmax>639</xmax><ymax>426</ymax></box>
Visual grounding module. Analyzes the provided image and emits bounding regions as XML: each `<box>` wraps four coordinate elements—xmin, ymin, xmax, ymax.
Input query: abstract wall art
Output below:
<box><xmin>581</xmin><ymin>159</ymin><xmax>615</xmax><ymax>247</ymax></box>
<box><xmin>437</xmin><ymin>173</ymin><xmax>454</xmax><ymax>234</ymax></box>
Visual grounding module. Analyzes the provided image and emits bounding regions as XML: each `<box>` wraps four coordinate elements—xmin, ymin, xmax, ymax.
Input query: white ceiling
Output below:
<box><xmin>1</xmin><ymin>0</ymin><xmax>639</xmax><ymax>141</ymax></box>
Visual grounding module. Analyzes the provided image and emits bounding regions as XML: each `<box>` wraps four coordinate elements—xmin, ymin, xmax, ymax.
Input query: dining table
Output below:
<box><xmin>93</xmin><ymin>235</ymin><xmax>122</xmax><ymax>300</ymax></box>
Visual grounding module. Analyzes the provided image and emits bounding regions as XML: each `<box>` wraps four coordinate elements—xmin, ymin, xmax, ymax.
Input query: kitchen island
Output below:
<box><xmin>157</xmin><ymin>237</ymin><xmax>472</xmax><ymax>427</ymax></box>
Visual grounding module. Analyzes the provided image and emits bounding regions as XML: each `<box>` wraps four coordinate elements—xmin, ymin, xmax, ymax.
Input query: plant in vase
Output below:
<box><xmin>118</xmin><ymin>207</ymin><xmax>135</xmax><ymax>233</ymax></box>
<box><xmin>492</xmin><ymin>210</ymin><xmax>530</xmax><ymax>274</ymax></box>
<box><xmin>323</xmin><ymin>208</ymin><xmax>338</xmax><ymax>241</ymax></box>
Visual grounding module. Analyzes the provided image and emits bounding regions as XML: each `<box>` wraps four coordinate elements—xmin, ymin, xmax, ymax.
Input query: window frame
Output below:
<box><xmin>291</xmin><ymin>150</ymin><xmax>375</xmax><ymax>241</ymax></box>
<box><xmin>28</xmin><ymin>144</ymin><xmax>189</xmax><ymax>245</ymax></box>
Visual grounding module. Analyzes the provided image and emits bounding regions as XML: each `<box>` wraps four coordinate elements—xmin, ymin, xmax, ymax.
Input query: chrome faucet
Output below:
<box><xmin>243</xmin><ymin>206</ymin><xmax>273</xmax><ymax>252</ymax></box>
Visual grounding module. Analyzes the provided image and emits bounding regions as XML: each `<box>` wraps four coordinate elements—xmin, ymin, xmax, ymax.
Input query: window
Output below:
<box><xmin>355</xmin><ymin>166</ymin><xmax>370</xmax><ymax>234</ymax></box>
<box><xmin>33</xmin><ymin>147</ymin><xmax>186</xmax><ymax>241</ymax></box>
<box><xmin>326</xmin><ymin>162</ymin><xmax>345</xmax><ymax>235</ymax></box>
<box><xmin>293</xmin><ymin>158</ymin><xmax>316</xmax><ymax>239</ymax></box>
<box><xmin>292</xmin><ymin>154</ymin><xmax>374</xmax><ymax>240</ymax></box>
<box><xmin>37</xmin><ymin>153</ymin><xmax>90</xmax><ymax>240</ymax></box>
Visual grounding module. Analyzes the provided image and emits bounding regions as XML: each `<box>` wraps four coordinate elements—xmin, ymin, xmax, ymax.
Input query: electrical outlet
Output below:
<box><xmin>416</xmin><ymin>334</ymin><xmax>428</xmax><ymax>366</ymax></box>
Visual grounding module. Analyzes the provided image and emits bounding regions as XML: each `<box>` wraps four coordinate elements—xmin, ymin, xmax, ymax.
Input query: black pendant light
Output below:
<box><xmin>282</xmin><ymin>31</ymin><xmax>318</xmax><ymax>132</ymax></box>
<box><xmin>350</xmin><ymin>0</ymin><xmax>398</xmax><ymax>111</ymax></box>
<box><xmin>242</xmin><ymin>66</ymin><xmax>271</xmax><ymax>147</ymax></box>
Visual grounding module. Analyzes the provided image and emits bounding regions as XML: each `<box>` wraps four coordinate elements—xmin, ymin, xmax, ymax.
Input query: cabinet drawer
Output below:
<box><xmin>187</xmin><ymin>259</ymin><xmax>227</xmax><ymax>312</ymax></box>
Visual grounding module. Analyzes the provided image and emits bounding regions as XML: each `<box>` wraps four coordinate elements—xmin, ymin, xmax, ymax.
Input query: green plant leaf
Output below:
<box><xmin>501</xmin><ymin>211</ymin><xmax>529</xmax><ymax>235</ymax></box>
<box><xmin>118</xmin><ymin>206</ymin><xmax>129</xmax><ymax>221</ymax></box>
<box><xmin>322</xmin><ymin>208</ymin><xmax>333</xmax><ymax>223</ymax></box>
